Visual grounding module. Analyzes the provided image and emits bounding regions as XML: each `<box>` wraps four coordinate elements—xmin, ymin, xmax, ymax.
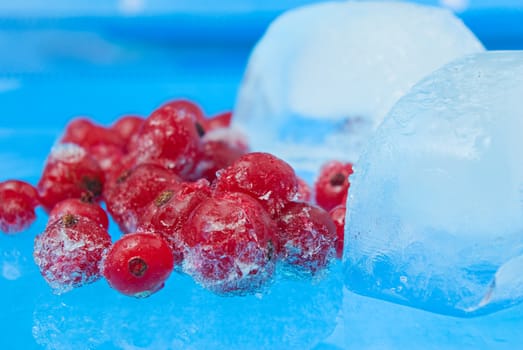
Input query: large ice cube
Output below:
<box><xmin>343</xmin><ymin>51</ymin><xmax>523</xmax><ymax>316</ymax></box>
<box><xmin>233</xmin><ymin>1</ymin><xmax>484</xmax><ymax>178</ymax></box>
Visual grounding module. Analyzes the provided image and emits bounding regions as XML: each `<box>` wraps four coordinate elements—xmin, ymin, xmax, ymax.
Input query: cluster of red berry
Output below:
<box><xmin>0</xmin><ymin>99</ymin><xmax>353</xmax><ymax>298</ymax></box>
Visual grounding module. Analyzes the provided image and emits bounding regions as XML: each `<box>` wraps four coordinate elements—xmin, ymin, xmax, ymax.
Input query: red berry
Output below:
<box><xmin>314</xmin><ymin>161</ymin><xmax>354</xmax><ymax>212</ymax></box>
<box><xmin>129</xmin><ymin>102</ymin><xmax>203</xmax><ymax>178</ymax></box>
<box><xmin>61</xmin><ymin>117</ymin><xmax>125</xmax><ymax>150</ymax></box>
<box><xmin>104</xmin><ymin>164</ymin><xmax>180</xmax><ymax>233</ymax></box>
<box><xmin>89</xmin><ymin>143</ymin><xmax>126</xmax><ymax>175</ymax></box>
<box><xmin>49</xmin><ymin>198</ymin><xmax>109</xmax><ymax>230</ymax></box>
<box><xmin>110</xmin><ymin>115</ymin><xmax>144</xmax><ymax>151</ymax></box>
<box><xmin>102</xmin><ymin>232</ymin><xmax>174</xmax><ymax>298</ymax></box>
<box><xmin>214</xmin><ymin>152</ymin><xmax>298</xmax><ymax>218</ymax></box>
<box><xmin>37</xmin><ymin>143</ymin><xmax>105</xmax><ymax>212</ymax></box>
<box><xmin>295</xmin><ymin>177</ymin><xmax>312</xmax><ymax>202</ymax></box>
<box><xmin>0</xmin><ymin>189</ymin><xmax>36</xmax><ymax>234</ymax></box>
<box><xmin>33</xmin><ymin>214</ymin><xmax>112</xmax><ymax>293</ymax></box>
<box><xmin>329</xmin><ymin>205</ymin><xmax>346</xmax><ymax>259</ymax></box>
<box><xmin>202</xmin><ymin>111</ymin><xmax>232</xmax><ymax>132</ymax></box>
<box><xmin>160</xmin><ymin>99</ymin><xmax>205</xmax><ymax>124</ymax></box>
<box><xmin>137</xmin><ymin>179</ymin><xmax>212</xmax><ymax>266</ymax></box>
<box><xmin>202</xmin><ymin>128</ymin><xmax>249</xmax><ymax>153</ymax></box>
<box><xmin>190</xmin><ymin>139</ymin><xmax>245</xmax><ymax>182</ymax></box>
<box><xmin>0</xmin><ymin>180</ymin><xmax>39</xmax><ymax>207</ymax></box>
<box><xmin>276</xmin><ymin>201</ymin><xmax>337</xmax><ymax>276</ymax></box>
<box><xmin>183</xmin><ymin>192</ymin><xmax>275</xmax><ymax>295</ymax></box>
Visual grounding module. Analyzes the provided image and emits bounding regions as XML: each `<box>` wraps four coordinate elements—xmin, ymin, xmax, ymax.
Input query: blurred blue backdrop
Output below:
<box><xmin>0</xmin><ymin>2</ymin><xmax>522</xmax><ymax>349</ymax></box>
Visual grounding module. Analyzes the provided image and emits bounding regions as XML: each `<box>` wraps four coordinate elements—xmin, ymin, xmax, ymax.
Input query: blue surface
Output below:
<box><xmin>1</xmin><ymin>1</ymin><xmax>523</xmax><ymax>349</ymax></box>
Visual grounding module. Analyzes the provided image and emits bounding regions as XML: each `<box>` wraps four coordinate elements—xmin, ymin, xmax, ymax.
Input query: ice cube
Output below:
<box><xmin>343</xmin><ymin>51</ymin><xmax>523</xmax><ymax>316</ymax></box>
<box><xmin>233</xmin><ymin>1</ymin><xmax>484</xmax><ymax>178</ymax></box>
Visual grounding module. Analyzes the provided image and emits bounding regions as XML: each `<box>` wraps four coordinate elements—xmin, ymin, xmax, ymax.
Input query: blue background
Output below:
<box><xmin>0</xmin><ymin>1</ymin><xmax>522</xmax><ymax>349</ymax></box>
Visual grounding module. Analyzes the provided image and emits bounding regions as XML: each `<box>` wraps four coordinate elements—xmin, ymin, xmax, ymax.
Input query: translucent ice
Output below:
<box><xmin>233</xmin><ymin>1</ymin><xmax>484</xmax><ymax>177</ymax></box>
<box><xmin>343</xmin><ymin>51</ymin><xmax>523</xmax><ymax>316</ymax></box>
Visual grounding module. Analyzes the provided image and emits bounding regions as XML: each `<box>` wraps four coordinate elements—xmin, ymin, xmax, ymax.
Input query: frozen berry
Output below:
<box><xmin>102</xmin><ymin>232</ymin><xmax>174</xmax><ymax>298</ymax></box>
<box><xmin>314</xmin><ymin>161</ymin><xmax>353</xmax><ymax>212</ymax></box>
<box><xmin>214</xmin><ymin>152</ymin><xmax>298</xmax><ymax>218</ymax></box>
<box><xmin>0</xmin><ymin>180</ymin><xmax>39</xmax><ymax>207</ymax></box>
<box><xmin>202</xmin><ymin>128</ymin><xmax>249</xmax><ymax>153</ymax></box>
<box><xmin>129</xmin><ymin>101</ymin><xmax>202</xmax><ymax>178</ymax></box>
<box><xmin>329</xmin><ymin>205</ymin><xmax>346</xmax><ymax>259</ymax></box>
<box><xmin>89</xmin><ymin>143</ymin><xmax>125</xmax><ymax>176</ymax></box>
<box><xmin>190</xmin><ymin>139</ymin><xmax>245</xmax><ymax>182</ymax></box>
<box><xmin>49</xmin><ymin>198</ymin><xmax>109</xmax><ymax>230</ymax></box>
<box><xmin>104</xmin><ymin>164</ymin><xmax>180</xmax><ymax>233</ymax></box>
<box><xmin>276</xmin><ymin>201</ymin><xmax>336</xmax><ymax>276</ymax></box>
<box><xmin>37</xmin><ymin>143</ymin><xmax>104</xmax><ymax>212</ymax></box>
<box><xmin>33</xmin><ymin>214</ymin><xmax>111</xmax><ymax>294</ymax></box>
<box><xmin>110</xmin><ymin>115</ymin><xmax>144</xmax><ymax>151</ymax></box>
<box><xmin>295</xmin><ymin>177</ymin><xmax>312</xmax><ymax>202</ymax></box>
<box><xmin>0</xmin><ymin>189</ymin><xmax>36</xmax><ymax>234</ymax></box>
<box><xmin>137</xmin><ymin>179</ymin><xmax>211</xmax><ymax>265</ymax></box>
<box><xmin>202</xmin><ymin>111</ymin><xmax>232</xmax><ymax>132</ymax></box>
<box><xmin>182</xmin><ymin>192</ymin><xmax>275</xmax><ymax>295</ymax></box>
<box><xmin>61</xmin><ymin>117</ymin><xmax>125</xmax><ymax>150</ymax></box>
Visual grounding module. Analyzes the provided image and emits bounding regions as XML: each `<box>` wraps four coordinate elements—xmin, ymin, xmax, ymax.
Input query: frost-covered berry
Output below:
<box><xmin>0</xmin><ymin>180</ymin><xmax>39</xmax><ymax>206</ymax></box>
<box><xmin>0</xmin><ymin>180</ymin><xmax>39</xmax><ymax>234</ymax></box>
<box><xmin>104</xmin><ymin>164</ymin><xmax>180</xmax><ymax>233</ymax></box>
<box><xmin>129</xmin><ymin>101</ymin><xmax>203</xmax><ymax>178</ymax></box>
<box><xmin>0</xmin><ymin>190</ymin><xmax>35</xmax><ymax>234</ymax></box>
<box><xmin>102</xmin><ymin>232</ymin><xmax>174</xmax><ymax>298</ymax></box>
<box><xmin>137</xmin><ymin>179</ymin><xmax>211</xmax><ymax>266</ymax></box>
<box><xmin>49</xmin><ymin>198</ymin><xmax>109</xmax><ymax>230</ymax></box>
<box><xmin>201</xmin><ymin>111</ymin><xmax>232</xmax><ymax>132</ymax></box>
<box><xmin>329</xmin><ymin>205</ymin><xmax>346</xmax><ymax>259</ymax></box>
<box><xmin>276</xmin><ymin>202</ymin><xmax>336</xmax><ymax>276</ymax></box>
<box><xmin>214</xmin><ymin>152</ymin><xmax>298</xmax><ymax>218</ymax></box>
<box><xmin>61</xmin><ymin>117</ymin><xmax>125</xmax><ymax>150</ymax></box>
<box><xmin>190</xmin><ymin>140</ymin><xmax>245</xmax><ymax>182</ymax></box>
<box><xmin>110</xmin><ymin>115</ymin><xmax>144</xmax><ymax>151</ymax></box>
<box><xmin>33</xmin><ymin>214</ymin><xmax>112</xmax><ymax>294</ymax></box>
<box><xmin>295</xmin><ymin>177</ymin><xmax>312</xmax><ymax>202</ymax></box>
<box><xmin>183</xmin><ymin>192</ymin><xmax>276</xmax><ymax>295</ymax></box>
<box><xmin>314</xmin><ymin>161</ymin><xmax>353</xmax><ymax>211</ymax></box>
<box><xmin>37</xmin><ymin>143</ymin><xmax>104</xmax><ymax>212</ymax></box>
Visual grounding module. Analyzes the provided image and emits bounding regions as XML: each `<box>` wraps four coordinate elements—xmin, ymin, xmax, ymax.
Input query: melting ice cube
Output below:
<box><xmin>343</xmin><ymin>51</ymin><xmax>523</xmax><ymax>316</ymax></box>
<box><xmin>233</xmin><ymin>1</ymin><xmax>484</xmax><ymax>178</ymax></box>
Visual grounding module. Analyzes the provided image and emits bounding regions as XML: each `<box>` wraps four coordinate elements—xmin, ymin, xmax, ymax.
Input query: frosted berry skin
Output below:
<box><xmin>190</xmin><ymin>139</ymin><xmax>246</xmax><ymax>182</ymax></box>
<box><xmin>214</xmin><ymin>152</ymin><xmax>298</xmax><ymax>218</ymax></box>
<box><xmin>61</xmin><ymin>117</ymin><xmax>125</xmax><ymax>150</ymax></box>
<box><xmin>89</xmin><ymin>143</ymin><xmax>126</xmax><ymax>177</ymax></box>
<box><xmin>37</xmin><ymin>143</ymin><xmax>105</xmax><ymax>212</ymax></box>
<box><xmin>137</xmin><ymin>179</ymin><xmax>211</xmax><ymax>266</ymax></box>
<box><xmin>0</xmin><ymin>189</ymin><xmax>36</xmax><ymax>234</ymax></box>
<box><xmin>110</xmin><ymin>115</ymin><xmax>144</xmax><ymax>151</ymax></box>
<box><xmin>0</xmin><ymin>180</ymin><xmax>39</xmax><ymax>206</ymax></box>
<box><xmin>49</xmin><ymin>198</ymin><xmax>109</xmax><ymax>230</ymax></box>
<box><xmin>329</xmin><ymin>205</ymin><xmax>346</xmax><ymax>259</ymax></box>
<box><xmin>314</xmin><ymin>161</ymin><xmax>354</xmax><ymax>212</ymax></box>
<box><xmin>202</xmin><ymin>111</ymin><xmax>232</xmax><ymax>132</ymax></box>
<box><xmin>0</xmin><ymin>180</ymin><xmax>39</xmax><ymax>233</ymax></box>
<box><xmin>33</xmin><ymin>214</ymin><xmax>112</xmax><ymax>294</ymax></box>
<box><xmin>182</xmin><ymin>192</ymin><xmax>276</xmax><ymax>295</ymax></box>
<box><xmin>129</xmin><ymin>101</ymin><xmax>203</xmax><ymax>179</ymax></box>
<box><xmin>276</xmin><ymin>201</ymin><xmax>337</xmax><ymax>276</ymax></box>
<box><xmin>104</xmin><ymin>164</ymin><xmax>181</xmax><ymax>233</ymax></box>
<box><xmin>102</xmin><ymin>232</ymin><xmax>174</xmax><ymax>298</ymax></box>
<box><xmin>295</xmin><ymin>177</ymin><xmax>312</xmax><ymax>202</ymax></box>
